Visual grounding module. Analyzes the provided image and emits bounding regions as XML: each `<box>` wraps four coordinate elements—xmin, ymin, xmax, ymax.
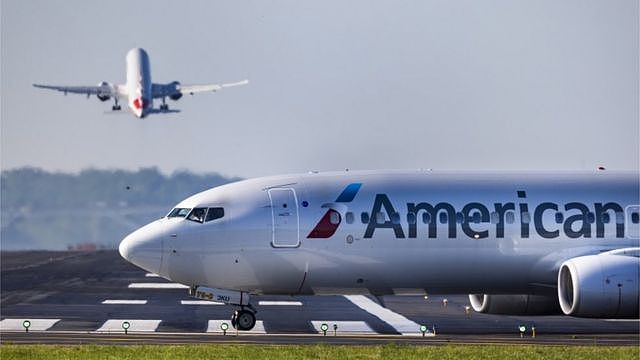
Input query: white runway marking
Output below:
<box><xmin>128</xmin><ymin>283</ymin><xmax>189</xmax><ymax>289</ymax></box>
<box><xmin>145</xmin><ymin>273</ymin><xmax>161</xmax><ymax>277</ymax></box>
<box><xmin>0</xmin><ymin>318</ymin><xmax>60</xmax><ymax>331</ymax></box>
<box><xmin>207</xmin><ymin>320</ymin><xmax>266</xmax><ymax>334</ymax></box>
<box><xmin>344</xmin><ymin>295</ymin><xmax>422</xmax><ymax>336</ymax></box>
<box><xmin>101</xmin><ymin>300</ymin><xmax>147</xmax><ymax>305</ymax></box>
<box><xmin>258</xmin><ymin>301</ymin><xmax>303</xmax><ymax>306</ymax></box>
<box><xmin>311</xmin><ymin>321</ymin><xmax>373</xmax><ymax>334</ymax></box>
<box><xmin>180</xmin><ymin>300</ymin><xmax>224</xmax><ymax>305</ymax></box>
<box><xmin>95</xmin><ymin>319</ymin><xmax>161</xmax><ymax>332</ymax></box>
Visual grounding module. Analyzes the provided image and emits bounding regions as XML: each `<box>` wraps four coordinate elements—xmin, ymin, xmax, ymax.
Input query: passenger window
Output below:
<box><xmin>361</xmin><ymin>212</ymin><xmax>370</xmax><ymax>224</ymax></box>
<box><xmin>376</xmin><ymin>212</ymin><xmax>386</xmax><ymax>224</ymax></box>
<box><xmin>187</xmin><ymin>208</ymin><xmax>206</xmax><ymax>223</ymax></box>
<box><xmin>505</xmin><ymin>211</ymin><xmax>515</xmax><ymax>224</ymax></box>
<box><xmin>633</xmin><ymin>212</ymin><xmax>639</xmax><ymax>224</ymax></box>
<box><xmin>391</xmin><ymin>212</ymin><xmax>401</xmax><ymax>225</ymax></box>
<box><xmin>555</xmin><ymin>212</ymin><xmax>564</xmax><ymax>224</ymax></box>
<box><xmin>205</xmin><ymin>207</ymin><xmax>224</xmax><ymax>222</ymax></box>
<box><xmin>471</xmin><ymin>211</ymin><xmax>481</xmax><ymax>224</ymax></box>
<box><xmin>587</xmin><ymin>212</ymin><xmax>595</xmax><ymax>224</ymax></box>
<box><xmin>490</xmin><ymin>212</ymin><xmax>499</xmax><ymax>224</ymax></box>
<box><xmin>422</xmin><ymin>212</ymin><xmax>431</xmax><ymax>224</ymax></box>
<box><xmin>345</xmin><ymin>212</ymin><xmax>354</xmax><ymax>224</ymax></box>
<box><xmin>407</xmin><ymin>212</ymin><xmax>416</xmax><ymax>225</ymax></box>
<box><xmin>439</xmin><ymin>212</ymin><xmax>447</xmax><ymax>224</ymax></box>
<box><xmin>521</xmin><ymin>212</ymin><xmax>531</xmax><ymax>224</ymax></box>
<box><xmin>330</xmin><ymin>211</ymin><xmax>341</xmax><ymax>225</ymax></box>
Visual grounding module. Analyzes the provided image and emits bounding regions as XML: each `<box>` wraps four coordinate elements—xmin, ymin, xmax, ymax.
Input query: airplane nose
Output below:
<box><xmin>119</xmin><ymin>223</ymin><xmax>164</xmax><ymax>274</ymax></box>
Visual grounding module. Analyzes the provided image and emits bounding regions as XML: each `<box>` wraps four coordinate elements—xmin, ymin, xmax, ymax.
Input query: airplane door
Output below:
<box><xmin>268</xmin><ymin>188</ymin><xmax>300</xmax><ymax>248</ymax></box>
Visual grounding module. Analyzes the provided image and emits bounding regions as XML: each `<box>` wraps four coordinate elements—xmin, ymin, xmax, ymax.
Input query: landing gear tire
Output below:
<box><xmin>231</xmin><ymin>309</ymin><xmax>256</xmax><ymax>331</ymax></box>
<box><xmin>112</xmin><ymin>105</ymin><xmax>121</xmax><ymax>111</ymax></box>
<box><xmin>160</xmin><ymin>104</ymin><xmax>169</xmax><ymax>111</ymax></box>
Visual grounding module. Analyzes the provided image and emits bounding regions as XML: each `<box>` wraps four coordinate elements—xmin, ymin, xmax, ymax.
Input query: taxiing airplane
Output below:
<box><xmin>33</xmin><ymin>48</ymin><xmax>248</xmax><ymax>118</ymax></box>
<box><xmin>119</xmin><ymin>170</ymin><xmax>640</xmax><ymax>330</ymax></box>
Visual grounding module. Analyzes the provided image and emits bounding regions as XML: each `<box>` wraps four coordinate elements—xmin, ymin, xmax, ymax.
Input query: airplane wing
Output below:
<box><xmin>178</xmin><ymin>79</ymin><xmax>249</xmax><ymax>95</ymax></box>
<box><xmin>33</xmin><ymin>83</ymin><xmax>122</xmax><ymax>98</ymax></box>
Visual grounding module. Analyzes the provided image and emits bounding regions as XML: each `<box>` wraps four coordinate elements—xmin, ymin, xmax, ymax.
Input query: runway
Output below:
<box><xmin>1</xmin><ymin>250</ymin><xmax>638</xmax><ymax>345</ymax></box>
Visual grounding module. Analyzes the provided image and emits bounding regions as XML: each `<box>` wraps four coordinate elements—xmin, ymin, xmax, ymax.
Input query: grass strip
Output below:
<box><xmin>1</xmin><ymin>343</ymin><xmax>638</xmax><ymax>360</ymax></box>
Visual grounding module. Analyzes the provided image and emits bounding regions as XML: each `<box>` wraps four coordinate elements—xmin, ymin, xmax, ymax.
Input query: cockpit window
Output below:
<box><xmin>187</xmin><ymin>208</ymin><xmax>207</xmax><ymax>223</ymax></box>
<box><xmin>167</xmin><ymin>208</ymin><xmax>191</xmax><ymax>218</ymax></box>
<box><xmin>206</xmin><ymin>207</ymin><xmax>225</xmax><ymax>222</ymax></box>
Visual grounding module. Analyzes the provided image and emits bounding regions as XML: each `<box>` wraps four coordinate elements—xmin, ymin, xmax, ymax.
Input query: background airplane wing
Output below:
<box><xmin>33</xmin><ymin>83</ymin><xmax>121</xmax><ymax>98</ymax></box>
<box><xmin>179</xmin><ymin>79</ymin><xmax>249</xmax><ymax>95</ymax></box>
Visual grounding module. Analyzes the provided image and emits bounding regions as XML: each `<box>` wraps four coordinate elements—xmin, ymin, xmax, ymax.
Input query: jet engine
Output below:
<box><xmin>469</xmin><ymin>294</ymin><xmax>561</xmax><ymax>315</ymax></box>
<box><xmin>169</xmin><ymin>81</ymin><xmax>182</xmax><ymax>100</ymax></box>
<box><xmin>96</xmin><ymin>81</ymin><xmax>111</xmax><ymax>102</ymax></box>
<box><xmin>558</xmin><ymin>254</ymin><xmax>639</xmax><ymax>318</ymax></box>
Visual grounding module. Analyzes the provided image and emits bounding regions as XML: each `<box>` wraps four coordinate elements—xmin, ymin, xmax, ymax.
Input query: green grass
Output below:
<box><xmin>1</xmin><ymin>344</ymin><xmax>637</xmax><ymax>360</ymax></box>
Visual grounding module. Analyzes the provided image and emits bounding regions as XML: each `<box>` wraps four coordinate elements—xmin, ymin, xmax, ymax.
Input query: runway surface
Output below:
<box><xmin>1</xmin><ymin>250</ymin><xmax>638</xmax><ymax>345</ymax></box>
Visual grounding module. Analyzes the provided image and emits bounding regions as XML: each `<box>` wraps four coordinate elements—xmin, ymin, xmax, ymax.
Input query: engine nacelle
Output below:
<box><xmin>169</xmin><ymin>81</ymin><xmax>182</xmax><ymax>101</ymax></box>
<box><xmin>96</xmin><ymin>81</ymin><xmax>111</xmax><ymax>102</ymax></box>
<box><xmin>558</xmin><ymin>254</ymin><xmax>639</xmax><ymax>318</ymax></box>
<box><xmin>469</xmin><ymin>294</ymin><xmax>561</xmax><ymax>315</ymax></box>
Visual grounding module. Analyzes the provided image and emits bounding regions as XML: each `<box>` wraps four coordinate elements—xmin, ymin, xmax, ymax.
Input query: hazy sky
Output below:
<box><xmin>2</xmin><ymin>0</ymin><xmax>638</xmax><ymax>178</ymax></box>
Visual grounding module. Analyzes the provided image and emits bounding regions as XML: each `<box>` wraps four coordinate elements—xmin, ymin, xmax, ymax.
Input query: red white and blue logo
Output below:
<box><xmin>307</xmin><ymin>183</ymin><xmax>362</xmax><ymax>239</ymax></box>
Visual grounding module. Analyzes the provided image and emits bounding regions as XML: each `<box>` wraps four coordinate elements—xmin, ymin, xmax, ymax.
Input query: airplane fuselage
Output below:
<box><xmin>120</xmin><ymin>170</ymin><xmax>639</xmax><ymax>297</ymax></box>
<box><xmin>125</xmin><ymin>48</ymin><xmax>152</xmax><ymax>118</ymax></box>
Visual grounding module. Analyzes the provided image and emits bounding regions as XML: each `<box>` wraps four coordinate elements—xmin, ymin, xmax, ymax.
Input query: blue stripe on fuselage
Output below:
<box><xmin>335</xmin><ymin>183</ymin><xmax>362</xmax><ymax>203</ymax></box>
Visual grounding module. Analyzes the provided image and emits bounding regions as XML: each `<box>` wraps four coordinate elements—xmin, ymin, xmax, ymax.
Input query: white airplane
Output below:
<box><xmin>33</xmin><ymin>48</ymin><xmax>248</xmax><ymax>118</ymax></box>
<box><xmin>119</xmin><ymin>170</ymin><xmax>640</xmax><ymax>331</ymax></box>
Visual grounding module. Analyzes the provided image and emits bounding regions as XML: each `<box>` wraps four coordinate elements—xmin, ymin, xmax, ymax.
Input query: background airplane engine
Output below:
<box><xmin>169</xmin><ymin>81</ymin><xmax>182</xmax><ymax>100</ymax></box>
<box><xmin>96</xmin><ymin>81</ymin><xmax>111</xmax><ymax>101</ymax></box>
<box><xmin>469</xmin><ymin>294</ymin><xmax>561</xmax><ymax>315</ymax></box>
<box><xmin>558</xmin><ymin>255</ymin><xmax>639</xmax><ymax>318</ymax></box>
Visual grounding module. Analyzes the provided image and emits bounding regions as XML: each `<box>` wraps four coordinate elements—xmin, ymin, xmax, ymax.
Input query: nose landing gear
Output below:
<box><xmin>189</xmin><ymin>285</ymin><xmax>257</xmax><ymax>331</ymax></box>
<box><xmin>231</xmin><ymin>306</ymin><xmax>257</xmax><ymax>331</ymax></box>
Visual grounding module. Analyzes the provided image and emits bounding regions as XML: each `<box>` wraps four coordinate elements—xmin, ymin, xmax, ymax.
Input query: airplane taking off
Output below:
<box><xmin>33</xmin><ymin>48</ymin><xmax>248</xmax><ymax>118</ymax></box>
<box><xmin>119</xmin><ymin>170</ymin><xmax>640</xmax><ymax>331</ymax></box>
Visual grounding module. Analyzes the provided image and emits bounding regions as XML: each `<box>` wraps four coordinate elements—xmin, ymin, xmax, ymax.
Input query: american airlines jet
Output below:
<box><xmin>33</xmin><ymin>48</ymin><xmax>248</xmax><ymax>118</ymax></box>
<box><xmin>119</xmin><ymin>170</ymin><xmax>640</xmax><ymax>331</ymax></box>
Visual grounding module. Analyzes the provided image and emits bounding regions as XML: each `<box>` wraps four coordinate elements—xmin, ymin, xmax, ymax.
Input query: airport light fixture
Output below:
<box><xmin>320</xmin><ymin>323</ymin><xmax>328</xmax><ymax>336</ymax></box>
<box><xmin>220</xmin><ymin>322</ymin><xmax>229</xmax><ymax>336</ymax></box>
<box><xmin>333</xmin><ymin>323</ymin><xmax>338</xmax><ymax>336</ymax></box>
<box><xmin>22</xmin><ymin>320</ymin><xmax>31</xmax><ymax>333</ymax></box>
<box><xmin>518</xmin><ymin>324</ymin><xmax>526</xmax><ymax>338</ymax></box>
<box><xmin>420</xmin><ymin>325</ymin><xmax>427</xmax><ymax>337</ymax></box>
<box><xmin>122</xmin><ymin>321</ymin><xmax>130</xmax><ymax>334</ymax></box>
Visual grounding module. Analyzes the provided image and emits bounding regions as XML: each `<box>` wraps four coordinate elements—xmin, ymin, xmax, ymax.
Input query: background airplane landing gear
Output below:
<box><xmin>231</xmin><ymin>309</ymin><xmax>256</xmax><ymax>331</ymax></box>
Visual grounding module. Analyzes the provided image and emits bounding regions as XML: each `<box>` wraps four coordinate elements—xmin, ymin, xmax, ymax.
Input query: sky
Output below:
<box><xmin>1</xmin><ymin>0</ymin><xmax>638</xmax><ymax>179</ymax></box>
